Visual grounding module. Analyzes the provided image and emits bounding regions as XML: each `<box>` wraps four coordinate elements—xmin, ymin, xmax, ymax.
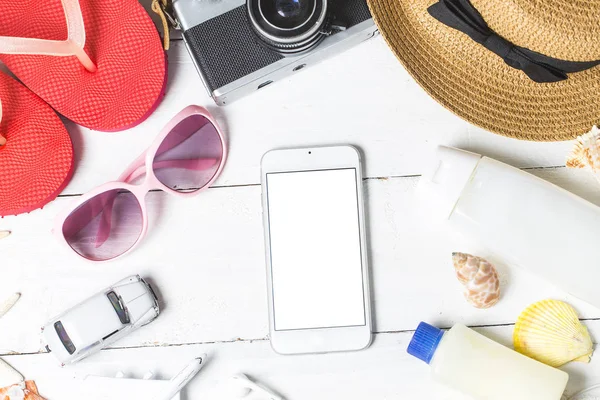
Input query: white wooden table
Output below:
<box><xmin>2</xmin><ymin>4</ymin><xmax>599</xmax><ymax>399</ymax></box>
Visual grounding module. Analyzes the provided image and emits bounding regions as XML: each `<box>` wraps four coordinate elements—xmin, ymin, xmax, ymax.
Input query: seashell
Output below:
<box><xmin>514</xmin><ymin>299</ymin><xmax>593</xmax><ymax>367</ymax></box>
<box><xmin>0</xmin><ymin>358</ymin><xmax>24</xmax><ymax>389</ymax></box>
<box><xmin>0</xmin><ymin>293</ymin><xmax>20</xmax><ymax>319</ymax></box>
<box><xmin>0</xmin><ymin>381</ymin><xmax>44</xmax><ymax>400</ymax></box>
<box><xmin>452</xmin><ymin>253</ymin><xmax>500</xmax><ymax>309</ymax></box>
<box><xmin>567</xmin><ymin>125</ymin><xmax>600</xmax><ymax>182</ymax></box>
<box><xmin>0</xmin><ymin>231</ymin><xmax>10</xmax><ymax>240</ymax></box>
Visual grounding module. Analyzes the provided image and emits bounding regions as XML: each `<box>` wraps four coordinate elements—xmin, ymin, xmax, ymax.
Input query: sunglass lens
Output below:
<box><xmin>62</xmin><ymin>189</ymin><xmax>143</xmax><ymax>261</ymax></box>
<box><xmin>153</xmin><ymin>114</ymin><xmax>224</xmax><ymax>192</ymax></box>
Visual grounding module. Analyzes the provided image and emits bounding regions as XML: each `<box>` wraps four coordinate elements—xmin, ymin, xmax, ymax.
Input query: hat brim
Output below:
<box><xmin>368</xmin><ymin>0</ymin><xmax>600</xmax><ymax>141</ymax></box>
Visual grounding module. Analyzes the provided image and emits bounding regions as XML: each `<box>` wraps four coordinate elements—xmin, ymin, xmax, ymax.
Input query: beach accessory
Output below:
<box><xmin>0</xmin><ymin>0</ymin><xmax>167</xmax><ymax>131</ymax></box>
<box><xmin>407</xmin><ymin>322</ymin><xmax>569</xmax><ymax>400</ymax></box>
<box><xmin>567</xmin><ymin>126</ymin><xmax>600</xmax><ymax>183</ymax></box>
<box><xmin>54</xmin><ymin>106</ymin><xmax>226</xmax><ymax>261</ymax></box>
<box><xmin>367</xmin><ymin>0</ymin><xmax>600</xmax><ymax>141</ymax></box>
<box><xmin>514</xmin><ymin>300</ymin><xmax>593</xmax><ymax>367</ymax></box>
<box><xmin>0</xmin><ymin>381</ymin><xmax>46</xmax><ymax>400</ymax></box>
<box><xmin>0</xmin><ymin>72</ymin><xmax>73</xmax><ymax>217</ymax></box>
<box><xmin>420</xmin><ymin>146</ymin><xmax>600</xmax><ymax>309</ymax></box>
<box><xmin>452</xmin><ymin>253</ymin><xmax>500</xmax><ymax>309</ymax></box>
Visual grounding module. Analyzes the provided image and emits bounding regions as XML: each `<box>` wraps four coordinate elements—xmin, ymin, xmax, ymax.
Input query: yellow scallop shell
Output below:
<box><xmin>514</xmin><ymin>300</ymin><xmax>593</xmax><ymax>367</ymax></box>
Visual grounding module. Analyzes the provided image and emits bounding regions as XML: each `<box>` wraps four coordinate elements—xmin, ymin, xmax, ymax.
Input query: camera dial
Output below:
<box><xmin>248</xmin><ymin>0</ymin><xmax>329</xmax><ymax>55</ymax></box>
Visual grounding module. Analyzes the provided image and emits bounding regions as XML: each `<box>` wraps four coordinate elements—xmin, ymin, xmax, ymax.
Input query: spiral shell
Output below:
<box><xmin>567</xmin><ymin>125</ymin><xmax>600</xmax><ymax>182</ymax></box>
<box><xmin>452</xmin><ymin>253</ymin><xmax>500</xmax><ymax>309</ymax></box>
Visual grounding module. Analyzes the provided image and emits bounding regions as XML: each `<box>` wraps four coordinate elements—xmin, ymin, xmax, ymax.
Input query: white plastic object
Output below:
<box><xmin>229</xmin><ymin>374</ymin><xmax>284</xmax><ymax>400</ymax></box>
<box><xmin>41</xmin><ymin>275</ymin><xmax>159</xmax><ymax>365</ymax></box>
<box><xmin>0</xmin><ymin>0</ymin><xmax>96</xmax><ymax>72</ymax></box>
<box><xmin>0</xmin><ymin>293</ymin><xmax>20</xmax><ymax>318</ymax></box>
<box><xmin>154</xmin><ymin>356</ymin><xmax>206</xmax><ymax>400</ymax></box>
<box><xmin>0</xmin><ymin>358</ymin><xmax>24</xmax><ymax>388</ymax></box>
<box><xmin>420</xmin><ymin>146</ymin><xmax>600</xmax><ymax>307</ymax></box>
<box><xmin>408</xmin><ymin>323</ymin><xmax>568</xmax><ymax>399</ymax></box>
<box><xmin>568</xmin><ymin>384</ymin><xmax>600</xmax><ymax>400</ymax></box>
<box><xmin>420</xmin><ymin>146</ymin><xmax>481</xmax><ymax>219</ymax></box>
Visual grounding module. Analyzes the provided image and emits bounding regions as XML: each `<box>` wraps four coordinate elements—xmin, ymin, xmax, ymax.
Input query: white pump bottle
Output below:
<box><xmin>420</xmin><ymin>146</ymin><xmax>600</xmax><ymax>307</ymax></box>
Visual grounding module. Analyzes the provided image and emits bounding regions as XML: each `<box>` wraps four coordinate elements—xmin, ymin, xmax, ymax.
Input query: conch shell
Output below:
<box><xmin>452</xmin><ymin>253</ymin><xmax>500</xmax><ymax>309</ymax></box>
<box><xmin>567</xmin><ymin>125</ymin><xmax>600</xmax><ymax>182</ymax></box>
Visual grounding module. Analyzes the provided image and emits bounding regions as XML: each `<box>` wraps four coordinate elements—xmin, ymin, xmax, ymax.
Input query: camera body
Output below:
<box><xmin>173</xmin><ymin>0</ymin><xmax>378</xmax><ymax>106</ymax></box>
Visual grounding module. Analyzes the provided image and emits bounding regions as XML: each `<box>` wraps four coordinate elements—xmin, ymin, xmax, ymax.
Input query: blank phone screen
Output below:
<box><xmin>266</xmin><ymin>168</ymin><xmax>366</xmax><ymax>331</ymax></box>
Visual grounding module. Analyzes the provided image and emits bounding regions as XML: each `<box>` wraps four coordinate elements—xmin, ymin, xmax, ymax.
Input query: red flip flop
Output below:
<box><xmin>0</xmin><ymin>0</ymin><xmax>167</xmax><ymax>132</ymax></box>
<box><xmin>0</xmin><ymin>72</ymin><xmax>73</xmax><ymax>217</ymax></box>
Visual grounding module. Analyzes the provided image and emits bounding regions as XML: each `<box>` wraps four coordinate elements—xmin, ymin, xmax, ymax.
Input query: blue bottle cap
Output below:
<box><xmin>407</xmin><ymin>322</ymin><xmax>445</xmax><ymax>364</ymax></box>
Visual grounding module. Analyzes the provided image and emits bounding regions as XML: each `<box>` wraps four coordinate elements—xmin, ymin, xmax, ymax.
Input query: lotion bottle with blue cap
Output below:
<box><xmin>407</xmin><ymin>322</ymin><xmax>568</xmax><ymax>400</ymax></box>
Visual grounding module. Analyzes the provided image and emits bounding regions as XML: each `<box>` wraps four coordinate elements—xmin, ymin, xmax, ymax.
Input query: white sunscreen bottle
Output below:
<box><xmin>407</xmin><ymin>322</ymin><xmax>568</xmax><ymax>399</ymax></box>
<box><xmin>420</xmin><ymin>146</ymin><xmax>600</xmax><ymax>307</ymax></box>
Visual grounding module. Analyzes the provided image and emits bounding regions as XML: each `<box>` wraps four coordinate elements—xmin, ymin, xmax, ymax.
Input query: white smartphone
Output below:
<box><xmin>261</xmin><ymin>145</ymin><xmax>372</xmax><ymax>355</ymax></box>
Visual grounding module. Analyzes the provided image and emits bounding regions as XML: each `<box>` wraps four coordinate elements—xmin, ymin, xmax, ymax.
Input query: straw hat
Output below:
<box><xmin>367</xmin><ymin>0</ymin><xmax>600</xmax><ymax>141</ymax></box>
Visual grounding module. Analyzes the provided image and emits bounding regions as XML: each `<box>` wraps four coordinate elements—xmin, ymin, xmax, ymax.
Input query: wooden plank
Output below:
<box><xmin>57</xmin><ymin>39</ymin><xmax>579</xmax><ymax>196</ymax></box>
<box><xmin>1</xmin><ymin>168</ymin><xmax>598</xmax><ymax>354</ymax></box>
<box><xmin>3</xmin><ymin>322</ymin><xmax>600</xmax><ymax>399</ymax></box>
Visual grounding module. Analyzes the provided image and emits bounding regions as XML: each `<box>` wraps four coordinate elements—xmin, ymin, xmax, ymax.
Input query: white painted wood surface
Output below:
<box><xmin>1</xmin><ymin>2</ymin><xmax>600</xmax><ymax>399</ymax></box>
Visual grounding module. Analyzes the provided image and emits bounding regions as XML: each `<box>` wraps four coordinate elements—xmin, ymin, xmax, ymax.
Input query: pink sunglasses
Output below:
<box><xmin>54</xmin><ymin>105</ymin><xmax>227</xmax><ymax>262</ymax></box>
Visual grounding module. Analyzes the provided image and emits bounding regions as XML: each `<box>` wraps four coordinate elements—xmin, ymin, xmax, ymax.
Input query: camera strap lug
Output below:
<box><xmin>151</xmin><ymin>0</ymin><xmax>181</xmax><ymax>49</ymax></box>
<box><xmin>321</xmin><ymin>19</ymin><xmax>347</xmax><ymax>36</ymax></box>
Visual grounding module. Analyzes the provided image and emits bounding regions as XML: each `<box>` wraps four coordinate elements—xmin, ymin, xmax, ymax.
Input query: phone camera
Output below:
<box><xmin>308</xmin><ymin>151</ymin><xmax>312</xmax><ymax>154</ymax></box>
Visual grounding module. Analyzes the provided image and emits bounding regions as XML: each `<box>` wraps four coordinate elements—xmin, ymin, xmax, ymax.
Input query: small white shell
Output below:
<box><xmin>567</xmin><ymin>125</ymin><xmax>600</xmax><ymax>182</ymax></box>
<box><xmin>0</xmin><ymin>293</ymin><xmax>20</xmax><ymax>318</ymax></box>
<box><xmin>0</xmin><ymin>358</ymin><xmax>24</xmax><ymax>389</ymax></box>
<box><xmin>0</xmin><ymin>231</ymin><xmax>10</xmax><ymax>240</ymax></box>
<box><xmin>3</xmin><ymin>383</ymin><xmax>25</xmax><ymax>400</ymax></box>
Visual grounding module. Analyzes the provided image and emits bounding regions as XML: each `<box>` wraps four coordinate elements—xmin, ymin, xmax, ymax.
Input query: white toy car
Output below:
<box><xmin>42</xmin><ymin>275</ymin><xmax>159</xmax><ymax>366</ymax></box>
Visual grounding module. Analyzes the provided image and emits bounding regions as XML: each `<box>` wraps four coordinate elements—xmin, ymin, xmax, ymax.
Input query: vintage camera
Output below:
<box><xmin>172</xmin><ymin>0</ymin><xmax>378</xmax><ymax>105</ymax></box>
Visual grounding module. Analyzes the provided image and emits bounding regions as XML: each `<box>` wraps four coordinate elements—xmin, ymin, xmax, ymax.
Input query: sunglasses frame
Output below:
<box><xmin>53</xmin><ymin>105</ymin><xmax>228</xmax><ymax>262</ymax></box>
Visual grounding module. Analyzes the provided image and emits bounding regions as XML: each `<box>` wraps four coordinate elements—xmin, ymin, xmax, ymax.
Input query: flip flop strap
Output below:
<box><xmin>0</xmin><ymin>0</ymin><xmax>96</xmax><ymax>72</ymax></box>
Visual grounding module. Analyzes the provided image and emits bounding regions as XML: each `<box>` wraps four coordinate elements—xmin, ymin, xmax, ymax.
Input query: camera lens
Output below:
<box><xmin>248</xmin><ymin>0</ymin><xmax>329</xmax><ymax>55</ymax></box>
<box><xmin>276</xmin><ymin>0</ymin><xmax>303</xmax><ymax>18</ymax></box>
<box><xmin>261</xmin><ymin>0</ymin><xmax>313</xmax><ymax>30</ymax></box>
